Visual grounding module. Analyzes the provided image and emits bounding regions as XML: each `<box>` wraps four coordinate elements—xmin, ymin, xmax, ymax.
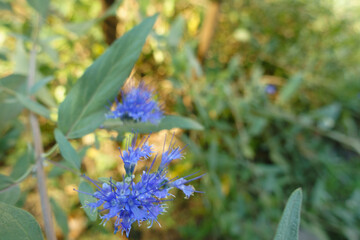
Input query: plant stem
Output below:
<box><xmin>28</xmin><ymin>17</ymin><xmax>57</xmax><ymax>240</ymax></box>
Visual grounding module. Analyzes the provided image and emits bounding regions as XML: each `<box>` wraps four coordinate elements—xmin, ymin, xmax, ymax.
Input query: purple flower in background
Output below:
<box><xmin>265</xmin><ymin>84</ymin><xmax>277</xmax><ymax>95</ymax></box>
<box><xmin>75</xmin><ymin>134</ymin><xmax>203</xmax><ymax>238</ymax></box>
<box><xmin>106</xmin><ymin>82</ymin><xmax>164</xmax><ymax>124</ymax></box>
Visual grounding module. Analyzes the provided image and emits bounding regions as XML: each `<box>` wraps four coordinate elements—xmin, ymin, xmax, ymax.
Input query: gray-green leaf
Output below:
<box><xmin>58</xmin><ymin>14</ymin><xmax>158</xmax><ymax>139</ymax></box>
<box><xmin>16</xmin><ymin>94</ymin><xmax>50</xmax><ymax>119</ymax></box>
<box><xmin>274</xmin><ymin>188</ymin><xmax>303</xmax><ymax>240</ymax></box>
<box><xmin>103</xmin><ymin>115</ymin><xmax>204</xmax><ymax>134</ymax></box>
<box><xmin>78</xmin><ymin>181</ymin><xmax>97</xmax><ymax>221</ymax></box>
<box><xmin>54</xmin><ymin>128</ymin><xmax>81</xmax><ymax>169</ymax></box>
<box><xmin>0</xmin><ymin>201</ymin><xmax>44</xmax><ymax>239</ymax></box>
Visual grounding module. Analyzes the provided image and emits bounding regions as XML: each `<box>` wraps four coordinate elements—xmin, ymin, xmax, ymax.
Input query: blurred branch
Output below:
<box><xmin>197</xmin><ymin>0</ymin><xmax>221</xmax><ymax>63</ymax></box>
<box><xmin>100</xmin><ymin>0</ymin><xmax>119</xmax><ymax>45</ymax></box>
<box><xmin>27</xmin><ymin>16</ymin><xmax>57</xmax><ymax>240</ymax></box>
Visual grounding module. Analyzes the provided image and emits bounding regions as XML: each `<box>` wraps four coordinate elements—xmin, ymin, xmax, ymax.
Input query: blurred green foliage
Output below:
<box><xmin>1</xmin><ymin>0</ymin><xmax>360</xmax><ymax>239</ymax></box>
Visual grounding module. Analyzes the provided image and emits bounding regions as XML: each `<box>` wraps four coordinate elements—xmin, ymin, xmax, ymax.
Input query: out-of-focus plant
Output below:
<box><xmin>149</xmin><ymin>1</ymin><xmax>357</xmax><ymax>239</ymax></box>
<box><xmin>140</xmin><ymin>0</ymin><xmax>360</xmax><ymax>239</ymax></box>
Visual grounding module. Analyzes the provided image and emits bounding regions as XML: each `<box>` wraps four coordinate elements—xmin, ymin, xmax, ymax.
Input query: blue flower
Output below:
<box><xmin>75</xmin><ymin>134</ymin><xmax>203</xmax><ymax>238</ymax></box>
<box><xmin>106</xmin><ymin>82</ymin><xmax>164</xmax><ymax>124</ymax></box>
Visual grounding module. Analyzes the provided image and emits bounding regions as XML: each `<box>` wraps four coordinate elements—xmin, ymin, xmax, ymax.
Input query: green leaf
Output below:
<box><xmin>54</xmin><ymin>128</ymin><xmax>81</xmax><ymax>169</ymax></box>
<box><xmin>277</xmin><ymin>73</ymin><xmax>303</xmax><ymax>104</ymax></box>
<box><xmin>103</xmin><ymin>115</ymin><xmax>204</xmax><ymax>134</ymax></box>
<box><xmin>16</xmin><ymin>94</ymin><xmax>50</xmax><ymax>119</ymax></box>
<box><xmin>274</xmin><ymin>188</ymin><xmax>303</xmax><ymax>240</ymax></box>
<box><xmin>0</xmin><ymin>174</ymin><xmax>20</xmax><ymax>205</ymax></box>
<box><xmin>0</xmin><ymin>74</ymin><xmax>27</xmax><ymax>132</ymax></box>
<box><xmin>50</xmin><ymin>198</ymin><xmax>69</xmax><ymax>237</ymax></box>
<box><xmin>30</xmin><ymin>76</ymin><xmax>54</xmax><ymax>94</ymax></box>
<box><xmin>58</xmin><ymin>14</ymin><xmax>158</xmax><ymax>139</ymax></box>
<box><xmin>27</xmin><ymin>0</ymin><xmax>49</xmax><ymax>19</ymax></box>
<box><xmin>78</xmin><ymin>181</ymin><xmax>97</xmax><ymax>221</ymax></box>
<box><xmin>0</xmin><ymin>202</ymin><xmax>44</xmax><ymax>239</ymax></box>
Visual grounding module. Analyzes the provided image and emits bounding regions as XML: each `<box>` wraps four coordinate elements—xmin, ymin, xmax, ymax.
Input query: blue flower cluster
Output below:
<box><xmin>76</xmin><ymin>135</ymin><xmax>203</xmax><ymax>237</ymax></box>
<box><xmin>106</xmin><ymin>82</ymin><xmax>164</xmax><ymax>124</ymax></box>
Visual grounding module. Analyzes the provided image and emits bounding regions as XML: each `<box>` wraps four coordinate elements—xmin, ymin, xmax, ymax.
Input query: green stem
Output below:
<box><xmin>42</xmin><ymin>144</ymin><xmax>58</xmax><ymax>158</ymax></box>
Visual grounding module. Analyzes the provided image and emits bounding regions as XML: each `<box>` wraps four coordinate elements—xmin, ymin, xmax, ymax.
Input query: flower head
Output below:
<box><xmin>76</xmin><ymin>134</ymin><xmax>203</xmax><ymax>238</ymax></box>
<box><xmin>106</xmin><ymin>82</ymin><xmax>163</xmax><ymax>124</ymax></box>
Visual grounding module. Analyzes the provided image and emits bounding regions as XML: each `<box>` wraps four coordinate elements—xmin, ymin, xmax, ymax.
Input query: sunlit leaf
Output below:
<box><xmin>0</xmin><ymin>202</ymin><xmax>44</xmax><ymax>239</ymax></box>
<box><xmin>58</xmin><ymin>14</ymin><xmax>158</xmax><ymax>139</ymax></box>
